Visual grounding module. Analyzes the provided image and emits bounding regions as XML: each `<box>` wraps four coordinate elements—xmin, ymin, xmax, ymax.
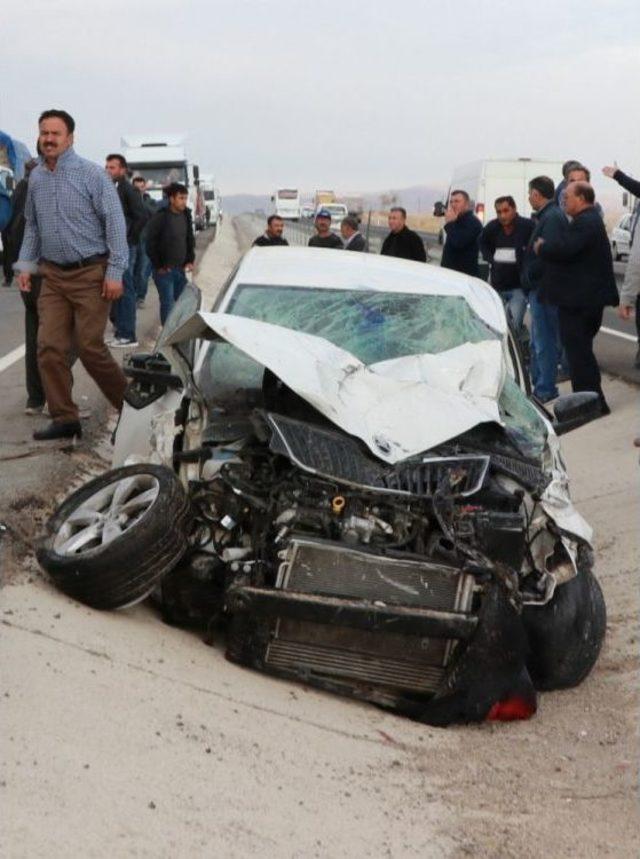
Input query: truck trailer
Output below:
<box><xmin>121</xmin><ymin>134</ymin><xmax>206</xmax><ymax>230</ymax></box>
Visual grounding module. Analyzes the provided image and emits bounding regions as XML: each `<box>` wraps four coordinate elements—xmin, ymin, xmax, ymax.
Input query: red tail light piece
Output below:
<box><xmin>486</xmin><ymin>696</ymin><xmax>537</xmax><ymax>721</ymax></box>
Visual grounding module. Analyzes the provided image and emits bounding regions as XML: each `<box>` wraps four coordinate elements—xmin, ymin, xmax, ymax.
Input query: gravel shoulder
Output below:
<box><xmin>1</xmin><ymin>218</ymin><xmax>638</xmax><ymax>858</ymax></box>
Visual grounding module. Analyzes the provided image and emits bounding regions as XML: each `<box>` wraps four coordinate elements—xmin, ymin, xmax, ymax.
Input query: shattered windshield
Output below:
<box><xmin>225</xmin><ymin>285</ymin><xmax>498</xmax><ymax>363</ymax></box>
<box><xmin>199</xmin><ymin>283</ymin><xmax>547</xmax><ymax>459</ymax></box>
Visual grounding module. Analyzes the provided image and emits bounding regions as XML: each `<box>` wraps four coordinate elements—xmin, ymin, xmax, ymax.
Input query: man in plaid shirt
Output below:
<box><xmin>16</xmin><ymin>109</ymin><xmax>129</xmax><ymax>441</ymax></box>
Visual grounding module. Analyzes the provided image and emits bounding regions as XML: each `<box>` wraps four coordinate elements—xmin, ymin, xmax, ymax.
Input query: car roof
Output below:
<box><xmin>231</xmin><ymin>246</ymin><xmax>507</xmax><ymax>332</ymax></box>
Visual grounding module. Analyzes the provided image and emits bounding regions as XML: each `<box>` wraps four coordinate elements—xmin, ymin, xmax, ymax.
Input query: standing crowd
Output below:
<box><xmin>254</xmin><ymin>160</ymin><xmax>640</xmax><ymax>418</ymax></box>
<box><xmin>4</xmin><ymin>108</ymin><xmax>638</xmax><ymax>441</ymax></box>
<box><xmin>439</xmin><ymin>160</ymin><xmax>637</xmax><ymax>415</ymax></box>
<box><xmin>4</xmin><ymin>109</ymin><xmax>196</xmax><ymax>440</ymax></box>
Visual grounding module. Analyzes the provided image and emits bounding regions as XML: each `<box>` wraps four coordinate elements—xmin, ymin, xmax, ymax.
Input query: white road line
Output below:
<box><xmin>0</xmin><ymin>344</ymin><xmax>26</xmax><ymax>373</ymax></box>
<box><xmin>600</xmin><ymin>326</ymin><xmax>638</xmax><ymax>344</ymax></box>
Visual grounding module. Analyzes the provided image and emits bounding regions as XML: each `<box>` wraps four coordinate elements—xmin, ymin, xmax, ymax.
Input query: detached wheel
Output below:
<box><xmin>37</xmin><ymin>464</ymin><xmax>191</xmax><ymax>610</ymax></box>
<box><xmin>522</xmin><ymin>567</ymin><xmax>606</xmax><ymax>691</ymax></box>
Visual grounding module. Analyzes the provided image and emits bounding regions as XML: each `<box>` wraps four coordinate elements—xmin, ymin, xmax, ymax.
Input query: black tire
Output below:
<box><xmin>522</xmin><ymin>566</ymin><xmax>606</xmax><ymax>691</ymax></box>
<box><xmin>37</xmin><ymin>464</ymin><xmax>192</xmax><ymax>610</ymax></box>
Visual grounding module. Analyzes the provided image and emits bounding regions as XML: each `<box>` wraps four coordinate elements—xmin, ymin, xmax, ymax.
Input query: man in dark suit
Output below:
<box><xmin>380</xmin><ymin>207</ymin><xmax>426</xmax><ymax>261</ymax></box>
<box><xmin>534</xmin><ymin>181</ymin><xmax>618</xmax><ymax>414</ymax></box>
<box><xmin>441</xmin><ymin>190</ymin><xmax>483</xmax><ymax>275</ymax></box>
<box><xmin>340</xmin><ymin>216</ymin><xmax>366</xmax><ymax>251</ymax></box>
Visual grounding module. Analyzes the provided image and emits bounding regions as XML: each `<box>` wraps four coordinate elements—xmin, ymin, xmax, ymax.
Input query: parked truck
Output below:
<box><xmin>200</xmin><ymin>174</ymin><xmax>222</xmax><ymax>233</ymax></box>
<box><xmin>314</xmin><ymin>189</ymin><xmax>336</xmax><ymax>209</ymax></box>
<box><xmin>121</xmin><ymin>134</ymin><xmax>207</xmax><ymax>230</ymax></box>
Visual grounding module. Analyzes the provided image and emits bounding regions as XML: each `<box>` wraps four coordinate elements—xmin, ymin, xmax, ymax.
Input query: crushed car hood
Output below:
<box><xmin>167</xmin><ymin>312</ymin><xmax>508</xmax><ymax>464</ymax></box>
<box><xmin>164</xmin><ymin>310</ymin><xmax>592</xmax><ymax>546</ymax></box>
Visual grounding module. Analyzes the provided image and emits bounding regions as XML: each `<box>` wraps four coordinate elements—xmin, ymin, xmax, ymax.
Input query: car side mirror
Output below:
<box><xmin>552</xmin><ymin>392</ymin><xmax>601</xmax><ymax>435</ymax></box>
<box><xmin>433</xmin><ymin>201</ymin><xmax>445</xmax><ymax>217</ymax></box>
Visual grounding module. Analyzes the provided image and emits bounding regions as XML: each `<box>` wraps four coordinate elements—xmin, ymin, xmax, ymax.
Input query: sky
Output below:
<box><xmin>2</xmin><ymin>0</ymin><xmax>640</xmax><ymax>199</ymax></box>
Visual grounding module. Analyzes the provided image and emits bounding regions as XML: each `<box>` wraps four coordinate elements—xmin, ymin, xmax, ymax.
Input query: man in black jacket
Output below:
<box><xmin>131</xmin><ymin>175</ymin><xmax>156</xmax><ymax>307</ymax></box>
<box><xmin>521</xmin><ymin>176</ymin><xmax>568</xmax><ymax>402</ymax></box>
<box><xmin>340</xmin><ymin>216</ymin><xmax>367</xmax><ymax>251</ymax></box>
<box><xmin>145</xmin><ymin>183</ymin><xmax>195</xmax><ymax>324</ymax></box>
<box><xmin>6</xmin><ymin>159</ymin><xmax>46</xmax><ymax>412</ymax></box>
<box><xmin>480</xmin><ymin>196</ymin><xmax>533</xmax><ymax>330</ymax></box>
<box><xmin>253</xmin><ymin>215</ymin><xmax>289</xmax><ymax>246</ymax></box>
<box><xmin>441</xmin><ymin>191</ymin><xmax>482</xmax><ymax>275</ymax></box>
<box><xmin>105</xmin><ymin>154</ymin><xmax>147</xmax><ymax>346</ymax></box>
<box><xmin>534</xmin><ymin>182</ymin><xmax>618</xmax><ymax>413</ymax></box>
<box><xmin>380</xmin><ymin>207</ymin><xmax>426</xmax><ymax>261</ymax></box>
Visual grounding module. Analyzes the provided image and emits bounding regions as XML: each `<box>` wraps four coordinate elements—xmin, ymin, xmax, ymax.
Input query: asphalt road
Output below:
<box><xmin>3</xmin><ymin>217</ymin><xmax>638</xmax><ymax>857</ymax></box>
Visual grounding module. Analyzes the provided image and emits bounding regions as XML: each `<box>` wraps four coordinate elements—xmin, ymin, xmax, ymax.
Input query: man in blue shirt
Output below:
<box><xmin>16</xmin><ymin>109</ymin><xmax>129</xmax><ymax>441</ymax></box>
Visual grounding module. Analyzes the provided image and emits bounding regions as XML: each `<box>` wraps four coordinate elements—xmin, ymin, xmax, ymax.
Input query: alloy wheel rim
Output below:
<box><xmin>53</xmin><ymin>475</ymin><xmax>160</xmax><ymax>556</ymax></box>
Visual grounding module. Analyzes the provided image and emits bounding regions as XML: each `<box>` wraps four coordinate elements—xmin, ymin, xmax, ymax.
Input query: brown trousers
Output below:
<box><xmin>37</xmin><ymin>262</ymin><xmax>127</xmax><ymax>423</ymax></box>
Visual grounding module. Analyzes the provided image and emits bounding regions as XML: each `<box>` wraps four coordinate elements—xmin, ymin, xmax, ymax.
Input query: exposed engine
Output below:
<box><xmin>161</xmin><ymin>409</ymin><xmax>593</xmax><ymax>725</ymax></box>
<box><xmin>187</xmin><ymin>416</ymin><xmax>554</xmax><ymax>605</ymax></box>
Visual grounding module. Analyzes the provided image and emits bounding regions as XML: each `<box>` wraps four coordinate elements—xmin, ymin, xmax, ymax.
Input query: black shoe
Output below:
<box><xmin>598</xmin><ymin>397</ymin><xmax>611</xmax><ymax>417</ymax></box>
<box><xmin>33</xmin><ymin>421</ymin><xmax>82</xmax><ymax>441</ymax></box>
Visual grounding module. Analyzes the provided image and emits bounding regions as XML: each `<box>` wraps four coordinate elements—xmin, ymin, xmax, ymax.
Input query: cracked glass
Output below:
<box><xmin>198</xmin><ymin>283</ymin><xmax>546</xmax><ymax>458</ymax></box>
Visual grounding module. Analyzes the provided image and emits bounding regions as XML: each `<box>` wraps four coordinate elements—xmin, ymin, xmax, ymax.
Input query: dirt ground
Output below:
<box><xmin>1</xmin><ymin>219</ymin><xmax>638</xmax><ymax>858</ymax></box>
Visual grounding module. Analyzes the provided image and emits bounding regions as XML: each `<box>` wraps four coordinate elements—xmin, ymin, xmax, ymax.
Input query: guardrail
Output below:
<box><xmin>245</xmin><ymin>214</ymin><xmax>436</xmax><ymax>257</ymax></box>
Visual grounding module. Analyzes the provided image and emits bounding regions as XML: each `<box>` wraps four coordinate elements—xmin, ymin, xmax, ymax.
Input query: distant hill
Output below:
<box><xmin>223</xmin><ymin>185</ymin><xmax>444</xmax><ymax>216</ymax></box>
<box><xmin>360</xmin><ymin>185</ymin><xmax>444</xmax><ymax>213</ymax></box>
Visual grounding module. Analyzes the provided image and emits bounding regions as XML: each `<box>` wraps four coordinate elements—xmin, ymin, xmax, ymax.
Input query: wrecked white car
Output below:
<box><xmin>38</xmin><ymin>248</ymin><xmax>606</xmax><ymax>725</ymax></box>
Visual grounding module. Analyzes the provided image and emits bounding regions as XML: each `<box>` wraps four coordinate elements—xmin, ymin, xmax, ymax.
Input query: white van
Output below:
<box><xmin>435</xmin><ymin>158</ymin><xmax>564</xmax><ymax>225</ymax></box>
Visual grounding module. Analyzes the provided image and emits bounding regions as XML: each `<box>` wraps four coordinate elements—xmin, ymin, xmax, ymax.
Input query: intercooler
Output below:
<box><xmin>226</xmin><ymin>538</ymin><xmax>476</xmax><ymax>699</ymax></box>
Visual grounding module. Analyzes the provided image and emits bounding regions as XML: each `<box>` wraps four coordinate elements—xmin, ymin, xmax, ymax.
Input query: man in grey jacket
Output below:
<box><xmin>618</xmin><ymin>235</ymin><xmax>640</xmax><ymax>320</ymax></box>
<box><xmin>617</xmin><ymin>238</ymin><xmax>640</xmax><ymax>446</ymax></box>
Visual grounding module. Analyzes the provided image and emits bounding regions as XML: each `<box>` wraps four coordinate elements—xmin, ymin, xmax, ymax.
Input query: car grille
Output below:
<box><xmin>382</xmin><ymin>455</ymin><xmax>489</xmax><ymax>497</ymax></box>
<box><xmin>489</xmin><ymin>453</ymin><xmax>547</xmax><ymax>492</ymax></box>
<box><xmin>267</xmin><ymin>413</ymin><xmax>489</xmax><ymax>498</ymax></box>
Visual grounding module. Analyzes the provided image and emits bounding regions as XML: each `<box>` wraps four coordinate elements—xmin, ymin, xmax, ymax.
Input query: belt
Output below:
<box><xmin>43</xmin><ymin>254</ymin><xmax>108</xmax><ymax>271</ymax></box>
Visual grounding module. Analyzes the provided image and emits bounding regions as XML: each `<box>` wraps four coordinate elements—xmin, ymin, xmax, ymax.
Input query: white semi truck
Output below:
<box><xmin>121</xmin><ymin>134</ymin><xmax>207</xmax><ymax>229</ymax></box>
<box><xmin>200</xmin><ymin>174</ymin><xmax>222</xmax><ymax>232</ymax></box>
